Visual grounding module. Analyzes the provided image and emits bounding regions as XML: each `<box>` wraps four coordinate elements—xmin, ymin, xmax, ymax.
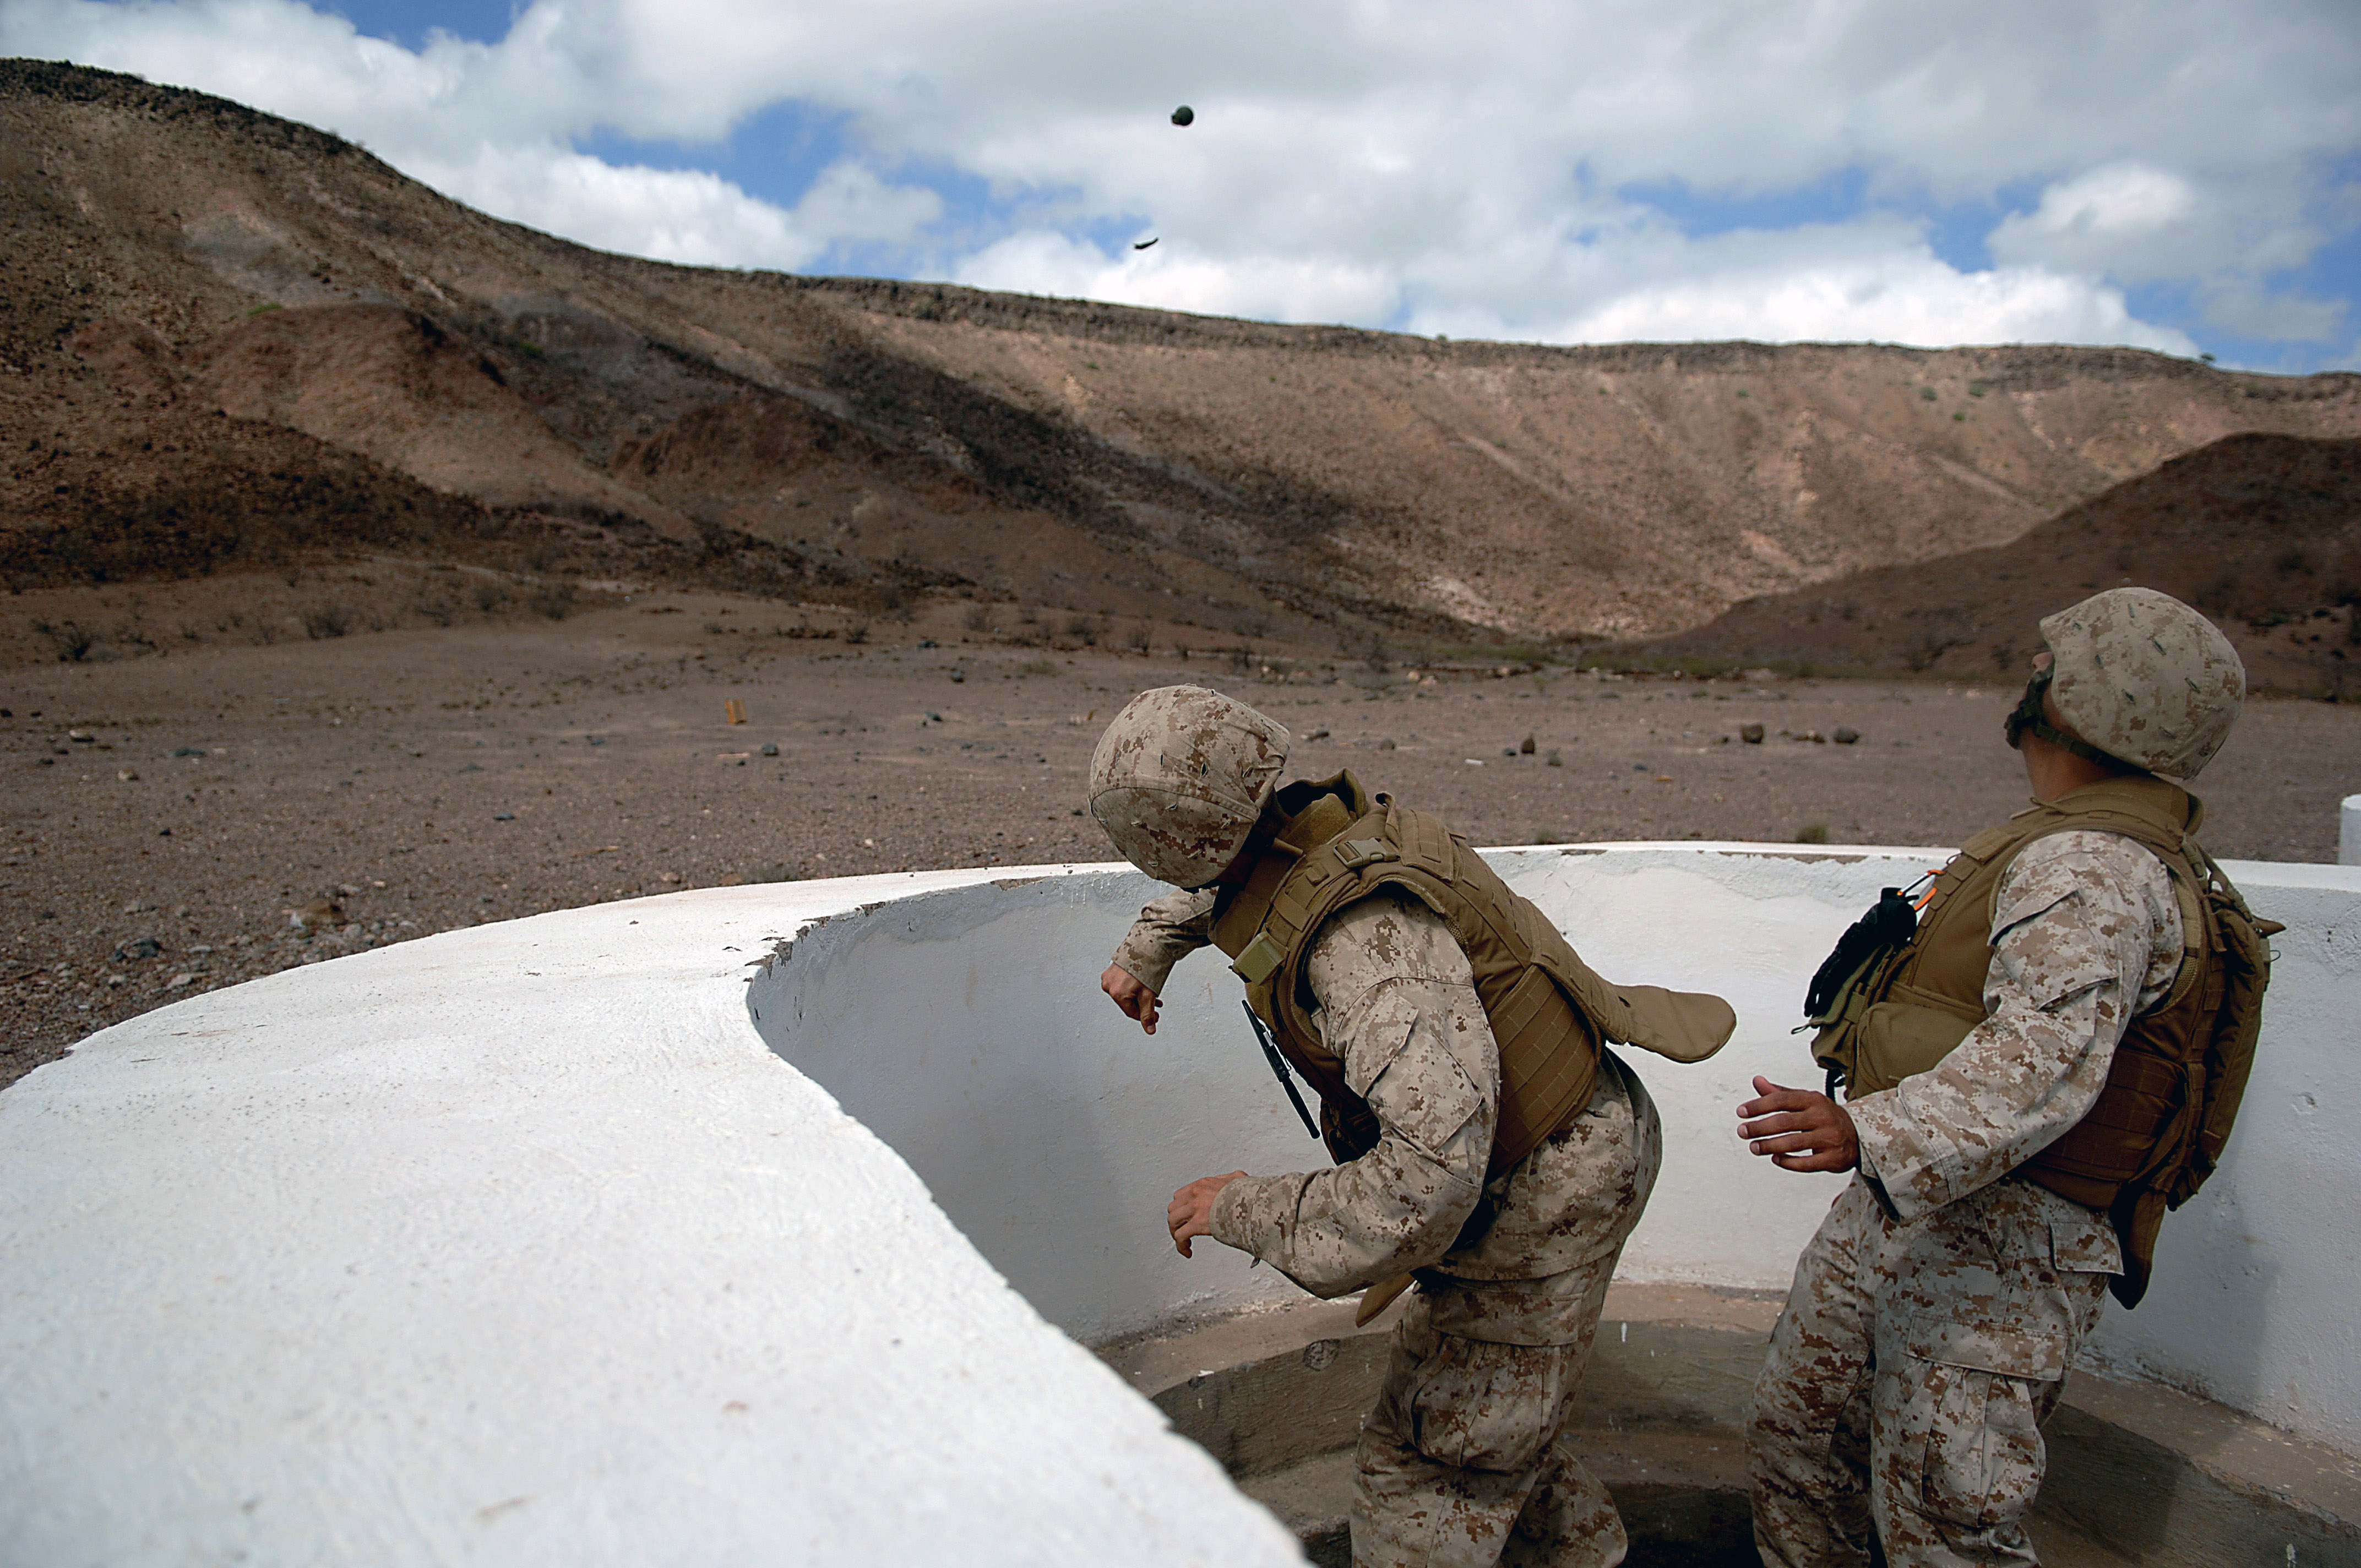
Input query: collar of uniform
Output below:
<box><xmin>1210</xmin><ymin>772</ymin><xmax>1369</xmax><ymax>957</ymax></box>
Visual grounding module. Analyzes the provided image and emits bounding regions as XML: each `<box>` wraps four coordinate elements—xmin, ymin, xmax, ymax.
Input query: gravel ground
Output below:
<box><xmin>6</xmin><ymin>590</ymin><xmax>2353</xmax><ymax>1090</ymax></box>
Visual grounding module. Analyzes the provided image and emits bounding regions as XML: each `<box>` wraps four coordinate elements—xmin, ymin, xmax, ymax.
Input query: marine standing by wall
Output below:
<box><xmin>1088</xmin><ymin>685</ymin><xmax>1736</xmax><ymax>1568</ymax></box>
<box><xmin>1738</xmin><ymin>588</ymin><xmax>2275</xmax><ymax>1567</ymax></box>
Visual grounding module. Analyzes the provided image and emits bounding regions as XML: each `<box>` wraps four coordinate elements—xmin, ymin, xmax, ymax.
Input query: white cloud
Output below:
<box><xmin>955</xmin><ymin>232</ymin><xmax>1400</xmax><ymax>325</ymax></box>
<box><xmin>1550</xmin><ymin>248</ymin><xmax>2197</xmax><ymax>355</ymax></box>
<box><xmin>5</xmin><ymin>0</ymin><xmax>2355</xmax><ymax>360</ymax></box>
<box><xmin>1988</xmin><ymin>163</ymin><xmax>2205</xmax><ymax>279</ymax></box>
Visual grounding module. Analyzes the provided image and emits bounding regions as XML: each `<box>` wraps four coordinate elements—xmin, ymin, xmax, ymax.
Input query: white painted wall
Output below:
<box><xmin>0</xmin><ymin>872</ymin><xmax>1303</xmax><ymax>1568</ymax></box>
<box><xmin>5</xmin><ymin>843</ymin><xmax>2355</xmax><ymax>1568</ymax></box>
<box><xmin>752</xmin><ymin>845</ymin><xmax>2361</xmax><ymax>1455</ymax></box>
<box><xmin>2342</xmin><ymin>792</ymin><xmax>2360</xmax><ymax>865</ymax></box>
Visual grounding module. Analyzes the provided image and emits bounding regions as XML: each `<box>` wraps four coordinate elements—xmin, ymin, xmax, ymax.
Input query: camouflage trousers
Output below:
<box><xmin>1749</xmin><ymin>1175</ymin><xmax>2112</xmax><ymax>1567</ymax></box>
<box><xmin>1350</xmin><ymin>1062</ymin><xmax>1659</xmax><ymax>1568</ymax></box>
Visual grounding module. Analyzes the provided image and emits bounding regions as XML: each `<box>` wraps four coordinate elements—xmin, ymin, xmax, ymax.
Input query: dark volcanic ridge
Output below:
<box><xmin>3</xmin><ymin>57</ymin><xmax>2359</xmax><ymax>651</ymax></box>
<box><xmin>1652</xmin><ymin>433</ymin><xmax>2361</xmax><ymax>696</ymax></box>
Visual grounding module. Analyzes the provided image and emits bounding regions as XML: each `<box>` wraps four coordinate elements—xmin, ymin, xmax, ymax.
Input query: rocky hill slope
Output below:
<box><xmin>1653</xmin><ymin>432</ymin><xmax>2361</xmax><ymax>695</ymax></box>
<box><xmin>5</xmin><ymin>59</ymin><xmax>2358</xmax><ymax>642</ymax></box>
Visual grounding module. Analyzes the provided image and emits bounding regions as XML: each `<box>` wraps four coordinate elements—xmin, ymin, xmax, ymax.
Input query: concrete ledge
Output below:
<box><xmin>1114</xmin><ymin>1286</ymin><xmax>2361</xmax><ymax>1567</ymax></box>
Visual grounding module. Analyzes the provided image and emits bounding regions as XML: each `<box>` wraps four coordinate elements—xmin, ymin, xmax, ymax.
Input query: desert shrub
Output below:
<box><xmin>842</xmin><ymin>620</ymin><xmax>869</xmax><ymax>645</ymax></box>
<box><xmin>1125</xmin><ymin>624</ymin><xmax>1152</xmax><ymax>653</ymax></box>
<box><xmin>1065</xmin><ymin>615</ymin><xmax>1099</xmax><ymax>645</ymax></box>
<box><xmin>33</xmin><ymin>619</ymin><xmax>94</xmax><ymax>661</ymax></box>
<box><xmin>474</xmin><ymin>582</ymin><xmax>508</xmax><ymax>613</ymax></box>
<box><xmin>1018</xmin><ymin>658</ymin><xmax>1057</xmax><ymax>676</ymax></box>
<box><xmin>304</xmin><ymin>605</ymin><xmax>351</xmax><ymax>639</ymax></box>
<box><xmin>964</xmin><ymin>604</ymin><xmax>995</xmax><ymax>633</ymax></box>
<box><xmin>1794</xmin><ymin>821</ymin><xmax>1831</xmax><ymax>845</ymax></box>
<box><xmin>530</xmin><ymin>581</ymin><xmax>577</xmax><ymax>620</ymax></box>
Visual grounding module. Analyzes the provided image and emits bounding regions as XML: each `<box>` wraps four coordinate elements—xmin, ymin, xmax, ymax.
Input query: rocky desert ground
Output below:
<box><xmin>7</xmin><ymin>61</ymin><xmax>2358</xmax><ymax>1093</ymax></box>
<box><xmin>7</xmin><ymin>576</ymin><xmax>2354</xmax><ymax>1091</ymax></box>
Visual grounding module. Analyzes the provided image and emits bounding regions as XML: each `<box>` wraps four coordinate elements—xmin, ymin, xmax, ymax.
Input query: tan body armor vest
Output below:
<box><xmin>1812</xmin><ymin>775</ymin><xmax>2254</xmax><ymax>1304</ymax></box>
<box><xmin>1210</xmin><ymin>774</ymin><xmax>1734</xmax><ymax>1178</ymax></box>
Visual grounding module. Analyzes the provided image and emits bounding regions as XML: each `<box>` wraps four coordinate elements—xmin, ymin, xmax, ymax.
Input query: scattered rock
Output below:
<box><xmin>457</xmin><ymin>763</ymin><xmax>482</xmax><ymax>773</ymax></box>
<box><xmin>1797</xmin><ymin>730</ymin><xmax>1827</xmax><ymax>744</ymax></box>
<box><xmin>1305</xmin><ymin>728</ymin><xmax>1330</xmax><ymax>741</ymax></box>
<box><xmin>289</xmin><ymin>897</ymin><xmax>343</xmax><ymax>931</ymax></box>
<box><xmin>68</xmin><ymin>730</ymin><xmax>93</xmax><ymax>743</ymax></box>
<box><xmin>760</xmin><ymin>742</ymin><xmax>779</xmax><ymax>756</ymax></box>
<box><xmin>492</xmin><ymin>812</ymin><xmax>515</xmax><ymax>821</ymax></box>
<box><xmin>1520</xmin><ymin>733</ymin><xmax>1536</xmax><ymax>754</ymax></box>
<box><xmin>1503</xmin><ymin>747</ymin><xmax>1517</xmax><ymax>756</ymax></box>
<box><xmin>166</xmin><ymin>973</ymin><xmax>194</xmax><ymax>990</ymax></box>
<box><xmin>587</xmin><ymin>736</ymin><xmax>606</xmax><ymax>747</ymax></box>
<box><xmin>1545</xmin><ymin>749</ymin><xmax>1563</xmax><ymax>766</ymax></box>
<box><xmin>1378</xmin><ymin>738</ymin><xmax>1397</xmax><ymax>750</ymax></box>
<box><xmin>659</xmin><ymin>872</ymin><xmax>681</xmax><ymax>885</ymax></box>
<box><xmin>112</xmin><ymin>937</ymin><xmax>163</xmax><ymax>962</ymax></box>
<box><xmin>949</xmin><ymin>669</ymin><xmax>966</xmax><ymax>683</ymax></box>
<box><xmin>1740</xmin><ymin>723</ymin><xmax>1765</xmax><ymax>744</ymax></box>
<box><xmin>1834</xmin><ymin>727</ymin><xmax>1861</xmax><ymax>744</ymax></box>
<box><xmin>171</xmin><ymin>747</ymin><xmax>205</xmax><ymax>758</ymax></box>
<box><xmin>116</xmin><ymin>768</ymin><xmax>138</xmax><ymax>781</ymax></box>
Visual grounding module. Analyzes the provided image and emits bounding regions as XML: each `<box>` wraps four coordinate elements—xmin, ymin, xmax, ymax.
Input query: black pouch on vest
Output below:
<box><xmin>1804</xmin><ymin>888</ymin><xmax>1920</xmax><ymax>1024</ymax></box>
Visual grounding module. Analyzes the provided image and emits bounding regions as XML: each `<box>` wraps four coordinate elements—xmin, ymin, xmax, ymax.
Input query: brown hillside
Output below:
<box><xmin>4</xmin><ymin>59</ymin><xmax>2360</xmax><ymax>641</ymax></box>
<box><xmin>1653</xmin><ymin>433</ymin><xmax>2361</xmax><ymax>695</ymax></box>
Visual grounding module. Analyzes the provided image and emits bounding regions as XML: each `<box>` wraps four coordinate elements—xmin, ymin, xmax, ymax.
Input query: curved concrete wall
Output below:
<box><xmin>749</xmin><ymin>846</ymin><xmax>2361</xmax><ymax>1454</ymax></box>
<box><xmin>4</xmin><ymin>845</ymin><xmax>2356</xmax><ymax>1566</ymax></box>
<box><xmin>0</xmin><ymin>872</ymin><xmax>1302</xmax><ymax>1568</ymax></box>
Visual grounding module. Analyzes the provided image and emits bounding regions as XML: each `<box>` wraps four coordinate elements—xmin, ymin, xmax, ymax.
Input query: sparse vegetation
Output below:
<box><xmin>1794</xmin><ymin>821</ymin><xmax>1831</xmax><ymax>845</ymax></box>
<box><xmin>303</xmin><ymin>605</ymin><xmax>351</xmax><ymax>639</ymax></box>
<box><xmin>32</xmin><ymin>619</ymin><xmax>94</xmax><ymax>661</ymax></box>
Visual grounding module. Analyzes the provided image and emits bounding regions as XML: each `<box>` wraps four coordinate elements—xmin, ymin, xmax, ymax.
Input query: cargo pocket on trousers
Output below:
<box><xmin>1402</xmin><ymin>1335</ymin><xmax>1569</xmax><ymax>1474</ymax></box>
<box><xmin>1896</xmin><ymin>1316</ymin><xmax>2058</xmax><ymax>1529</ymax></box>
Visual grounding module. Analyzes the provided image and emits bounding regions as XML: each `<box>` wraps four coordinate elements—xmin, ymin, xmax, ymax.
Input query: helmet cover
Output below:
<box><xmin>2040</xmin><ymin>588</ymin><xmax>2244</xmax><ymax>778</ymax></box>
<box><xmin>1089</xmin><ymin>686</ymin><xmax>1290</xmax><ymax>885</ymax></box>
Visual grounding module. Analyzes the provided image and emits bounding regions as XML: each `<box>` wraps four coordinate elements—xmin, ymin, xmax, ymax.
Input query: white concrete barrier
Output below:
<box><xmin>4</xmin><ymin>845</ymin><xmax>2357</xmax><ymax>1566</ymax></box>
<box><xmin>749</xmin><ymin>845</ymin><xmax>2361</xmax><ymax>1454</ymax></box>
<box><xmin>2342</xmin><ymin>792</ymin><xmax>2360</xmax><ymax>865</ymax></box>
<box><xmin>0</xmin><ymin>870</ymin><xmax>1303</xmax><ymax>1568</ymax></box>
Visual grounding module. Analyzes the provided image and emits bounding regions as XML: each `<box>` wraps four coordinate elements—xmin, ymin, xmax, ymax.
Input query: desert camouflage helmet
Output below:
<box><xmin>1089</xmin><ymin>685</ymin><xmax>1290</xmax><ymax>885</ymax></box>
<box><xmin>2041</xmin><ymin>587</ymin><xmax>2244</xmax><ymax>778</ymax></box>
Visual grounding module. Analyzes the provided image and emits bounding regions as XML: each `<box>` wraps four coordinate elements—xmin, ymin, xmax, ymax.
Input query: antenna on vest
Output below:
<box><xmin>1242</xmin><ymin>1001</ymin><xmax>1321</xmax><ymax>1139</ymax></box>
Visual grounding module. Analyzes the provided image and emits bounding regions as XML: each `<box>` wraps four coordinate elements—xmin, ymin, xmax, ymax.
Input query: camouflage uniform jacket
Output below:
<box><xmin>1848</xmin><ymin>825</ymin><xmax>2183</xmax><ymax>1254</ymax></box>
<box><xmin>1114</xmin><ymin>886</ymin><xmax>1655</xmax><ymax>1325</ymax></box>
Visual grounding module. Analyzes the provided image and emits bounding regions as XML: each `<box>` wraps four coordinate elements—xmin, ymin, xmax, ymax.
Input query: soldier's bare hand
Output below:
<box><xmin>1102</xmin><ymin>963</ymin><xmax>1162</xmax><ymax>1034</ymax></box>
<box><xmin>1167</xmin><ymin>1171</ymin><xmax>1245</xmax><ymax>1257</ymax></box>
<box><xmin>1737</xmin><ymin>1076</ymin><xmax>1861</xmax><ymax>1173</ymax></box>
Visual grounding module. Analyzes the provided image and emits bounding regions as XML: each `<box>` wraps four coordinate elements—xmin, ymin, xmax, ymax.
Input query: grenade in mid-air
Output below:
<box><xmin>1171</xmin><ymin>105</ymin><xmax>1194</xmax><ymax>126</ymax></box>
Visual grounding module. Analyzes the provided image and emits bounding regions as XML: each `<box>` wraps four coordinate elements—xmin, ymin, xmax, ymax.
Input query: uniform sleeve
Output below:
<box><xmin>1107</xmin><ymin>886</ymin><xmax>1220</xmax><ymax>994</ymax></box>
<box><xmin>1206</xmin><ymin>891</ymin><xmax>1494</xmax><ymax>1296</ymax></box>
<box><xmin>1849</xmin><ymin>831</ymin><xmax>2179</xmax><ymax>1223</ymax></box>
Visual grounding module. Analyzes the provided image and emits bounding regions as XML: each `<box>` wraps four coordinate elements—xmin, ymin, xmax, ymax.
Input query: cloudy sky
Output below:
<box><xmin>7</xmin><ymin>0</ymin><xmax>2358</xmax><ymax>372</ymax></box>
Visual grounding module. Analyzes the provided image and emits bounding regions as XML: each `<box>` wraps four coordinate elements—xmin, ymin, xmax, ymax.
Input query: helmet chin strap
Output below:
<box><xmin>2005</xmin><ymin>669</ymin><xmax>2138</xmax><ymax>771</ymax></box>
